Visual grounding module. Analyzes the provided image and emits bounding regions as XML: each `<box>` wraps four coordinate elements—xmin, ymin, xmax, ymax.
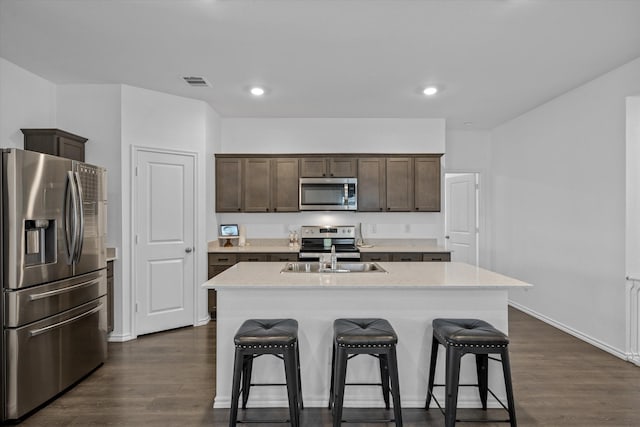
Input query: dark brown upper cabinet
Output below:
<box><xmin>385</xmin><ymin>157</ymin><xmax>414</xmax><ymax>211</ymax></box>
<box><xmin>21</xmin><ymin>128</ymin><xmax>88</xmax><ymax>161</ymax></box>
<box><xmin>414</xmin><ymin>156</ymin><xmax>441</xmax><ymax>211</ymax></box>
<box><xmin>215</xmin><ymin>157</ymin><xmax>243</xmax><ymax>212</ymax></box>
<box><xmin>215</xmin><ymin>153</ymin><xmax>441</xmax><ymax>213</ymax></box>
<box><xmin>357</xmin><ymin>158</ymin><xmax>386</xmax><ymax>212</ymax></box>
<box><xmin>244</xmin><ymin>158</ymin><xmax>272</xmax><ymax>212</ymax></box>
<box><xmin>215</xmin><ymin>157</ymin><xmax>299</xmax><ymax>213</ymax></box>
<box><xmin>300</xmin><ymin>157</ymin><xmax>357</xmax><ymax>177</ymax></box>
<box><xmin>272</xmin><ymin>158</ymin><xmax>299</xmax><ymax>212</ymax></box>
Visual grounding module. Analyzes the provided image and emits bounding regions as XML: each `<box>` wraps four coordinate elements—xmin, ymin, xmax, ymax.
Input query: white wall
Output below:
<box><xmin>57</xmin><ymin>84</ymin><xmax>122</xmax><ymax>249</ymax></box>
<box><xmin>491</xmin><ymin>56</ymin><xmax>640</xmax><ymax>357</ymax></box>
<box><xmin>0</xmin><ymin>57</ymin><xmax>56</xmax><ymax>148</ymax></box>
<box><xmin>220</xmin><ymin>118</ymin><xmax>445</xmax><ymax>153</ymax></box>
<box><xmin>217</xmin><ymin>118</ymin><xmax>446</xmax><ymax>241</ymax></box>
<box><xmin>121</xmin><ymin>85</ymin><xmax>212</xmax><ymax>338</ymax></box>
<box><xmin>445</xmin><ymin>130</ymin><xmax>493</xmax><ymax>268</ymax></box>
<box><xmin>626</xmin><ymin>96</ymin><xmax>640</xmax><ymax>279</ymax></box>
<box><xmin>56</xmin><ymin>84</ymin><xmax>124</xmax><ymax>335</ymax></box>
<box><xmin>206</xmin><ymin>107</ymin><xmax>222</xmax><ymax>241</ymax></box>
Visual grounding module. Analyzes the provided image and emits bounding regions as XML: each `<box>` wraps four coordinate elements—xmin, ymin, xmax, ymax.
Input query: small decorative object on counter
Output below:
<box><xmin>238</xmin><ymin>225</ymin><xmax>246</xmax><ymax>247</ymax></box>
<box><xmin>293</xmin><ymin>230</ymin><xmax>299</xmax><ymax>247</ymax></box>
<box><xmin>288</xmin><ymin>231</ymin><xmax>295</xmax><ymax>248</ymax></box>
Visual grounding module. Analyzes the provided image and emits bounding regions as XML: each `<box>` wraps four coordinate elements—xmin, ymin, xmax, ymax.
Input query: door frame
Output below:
<box><xmin>130</xmin><ymin>145</ymin><xmax>200</xmax><ymax>338</ymax></box>
<box><xmin>444</xmin><ymin>170</ymin><xmax>483</xmax><ymax>266</ymax></box>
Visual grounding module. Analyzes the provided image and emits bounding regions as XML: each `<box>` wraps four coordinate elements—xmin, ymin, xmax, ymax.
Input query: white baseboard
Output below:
<box><xmin>195</xmin><ymin>316</ymin><xmax>210</xmax><ymax>327</ymax></box>
<box><xmin>508</xmin><ymin>300</ymin><xmax>628</xmax><ymax>361</ymax></box>
<box><xmin>107</xmin><ymin>332</ymin><xmax>136</xmax><ymax>342</ymax></box>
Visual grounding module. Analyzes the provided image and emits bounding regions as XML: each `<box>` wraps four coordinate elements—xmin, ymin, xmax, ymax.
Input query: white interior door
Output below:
<box><xmin>134</xmin><ymin>148</ymin><xmax>195</xmax><ymax>335</ymax></box>
<box><xmin>445</xmin><ymin>173</ymin><xmax>478</xmax><ymax>265</ymax></box>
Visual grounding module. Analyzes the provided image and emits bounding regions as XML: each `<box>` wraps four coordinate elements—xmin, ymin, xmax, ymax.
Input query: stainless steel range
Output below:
<box><xmin>1</xmin><ymin>149</ymin><xmax>107</xmax><ymax>421</ymax></box>
<box><xmin>298</xmin><ymin>225</ymin><xmax>360</xmax><ymax>261</ymax></box>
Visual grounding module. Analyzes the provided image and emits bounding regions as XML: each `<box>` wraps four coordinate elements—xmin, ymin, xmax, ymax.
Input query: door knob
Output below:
<box><xmin>185</xmin><ymin>247</ymin><xmax>193</xmax><ymax>253</ymax></box>
<box><xmin>445</xmin><ymin>235</ymin><xmax>450</xmax><ymax>239</ymax></box>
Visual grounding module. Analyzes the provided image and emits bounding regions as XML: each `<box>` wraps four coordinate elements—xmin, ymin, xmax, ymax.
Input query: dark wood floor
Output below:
<box><xmin>18</xmin><ymin>307</ymin><xmax>640</xmax><ymax>426</ymax></box>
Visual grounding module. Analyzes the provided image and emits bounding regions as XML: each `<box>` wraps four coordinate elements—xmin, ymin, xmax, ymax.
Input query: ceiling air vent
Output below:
<box><xmin>183</xmin><ymin>76</ymin><xmax>210</xmax><ymax>87</ymax></box>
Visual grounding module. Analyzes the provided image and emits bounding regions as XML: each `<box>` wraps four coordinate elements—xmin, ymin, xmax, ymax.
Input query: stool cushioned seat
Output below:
<box><xmin>330</xmin><ymin>318</ymin><xmax>402</xmax><ymax>427</ymax></box>
<box><xmin>230</xmin><ymin>318</ymin><xmax>302</xmax><ymax>427</ymax></box>
<box><xmin>426</xmin><ymin>318</ymin><xmax>516</xmax><ymax>427</ymax></box>
<box><xmin>234</xmin><ymin>319</ymin><xmax>298</xmax><ymax>347</ymax></box>
<box><xmin>433</xmin><ymin>318</ymin><xmax>509</xmax><ymax>347</ymax></box>
<box><xmin>333</xmin><ymin>318</ymin><xmax>398</xmax><ymax>347</ymax></box>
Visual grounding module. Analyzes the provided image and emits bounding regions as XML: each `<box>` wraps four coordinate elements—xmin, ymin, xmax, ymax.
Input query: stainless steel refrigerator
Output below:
<box><xmin>0</xmin><ymin>148</ymin><xmax>107</xmax><ymax>421</ymax></box>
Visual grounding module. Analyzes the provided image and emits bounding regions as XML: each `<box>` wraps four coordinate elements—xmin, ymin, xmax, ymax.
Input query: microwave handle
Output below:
<box><xmin>344</xmin><ymin>184</ymin><xmax>348</xmax><ymax>205</ymax></box>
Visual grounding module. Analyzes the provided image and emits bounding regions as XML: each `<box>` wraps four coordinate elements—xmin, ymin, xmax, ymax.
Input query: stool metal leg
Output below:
<box><xmin>425</xmin><ymin>335</ymin><xmax>439</xmax><ymax>410</ymax></box>
<box><xmin>241</xmin><ymin>354</ymin><xmax>253</xmax><ymax>409</ymax></box>
<box><xmin>475</xmin><ymin>353</ymin><xmax>488</xmax><ymax>410</ymax></box>
<box><xmin>328</xmin><ymin>342</ymin><xmax>336</xmax><ymax>409</ymax></box>
<box><xmin>444</xmin><ymin>346</ymin><xmax>462</xmax><ymax>427</ymax></box>
<box><xmin>332</xmin><ymin>346</ymin><xmax>348</xmax><ymax>427</ymax></box>
<box><xmin>500</xmin><ymin>348</ymin><xmax>517</xmax><ymax>427</ymax></box>
<box><xmin>295</xmin><ymin>342</ymin><xmax>304</xmax><ymax>410</ymax></box>
<box><xmin>284</xmin><ymin>346</ymin><xmax>300</xmax><ymax>427</ymax></box>
<box><xmin>379</xmin><ymin>353</ymin><xmax>391</xmax><ymax>410</ymax></box>
<box><xmin>229</xmin><ymin>347</ymin><xmax>245</xmax><ymax>427</ymax></box>
<box><xmin>387</xmin><ymin>346</ymin><xmax>403</xmax><ymax>427</ymax></box>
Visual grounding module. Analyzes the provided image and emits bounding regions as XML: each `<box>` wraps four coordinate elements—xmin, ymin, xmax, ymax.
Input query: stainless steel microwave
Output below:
<box><xmin>299</xmin><ymin>177</ymin><xmax>357</xmax><ymax>211</ymax></box>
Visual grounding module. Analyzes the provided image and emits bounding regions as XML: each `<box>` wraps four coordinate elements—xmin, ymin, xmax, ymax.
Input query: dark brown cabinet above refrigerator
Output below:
<box><xmin>21</xmin><ymin>128</ymin><xmax>88</xmax><ymax>161</ymax></box>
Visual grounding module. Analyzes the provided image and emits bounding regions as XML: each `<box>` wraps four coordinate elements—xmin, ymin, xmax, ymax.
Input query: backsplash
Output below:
<box><xmin>215</xmin><ymin>211</ymin><xmax>444</xmax><ymax>243</ymax></box>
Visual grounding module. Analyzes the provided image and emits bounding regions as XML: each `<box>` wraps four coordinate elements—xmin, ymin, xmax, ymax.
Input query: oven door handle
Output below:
<box><xmin>29</xmin><ymin>303</ymin><xmax>103</xmax><ymax>337</ymax></box>
<box><xmin>28</xmin><ymin>279</ymin><xmax>101</xmax><ymax>301</ymax></box>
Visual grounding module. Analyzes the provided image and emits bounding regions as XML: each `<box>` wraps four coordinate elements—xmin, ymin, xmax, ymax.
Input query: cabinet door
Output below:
<box><xmin>244</xmin><ymin>158</ymin><xmax>271</xmax><ymax>212</ymax></box>
<box><xmin>269</xmin><ymin>253</ymin><xmax>298</xmax><ymax>262</ymax></box>
<box><xmin>215</xmin><ymin>158</ymin><xmax>243</xmax><ymax>212</ymax></box>
<box><xmin>238</xmin><ymin>253</ymin><xmax>268</xmax><ymax>262</ymax></box>
<box><xmin>329</xmin><ymin>157</ymin><xmax>357</xmax><ymax>177</ymax></box>
<box><xmin>208</xmin><ymin>253</ymin><xmax>237</xmax><ymax>265</ymax></box>
<box><xmin>391</xmin><ymin>252</ymin><xmax>422</xmax><ymax>262</ymax></box>
<box><xmin>423</xmin><ymin>252</ymin><xmax>451</xmax><ymax>262</ymax></box>
<box><xmin>272</xmin><ymin>158</ymin><xmax>299</xmax><ymax>212</ymax></box>
<box><xmin>57</xmin><ymin>136</ymin><xmax>85</xmax><ymax>161</ymax></box>
<box><xmin>414</xmin><ymin>157</ymin><xmax>441</xmax><ymax>211</ymax></box>
<box><xmin>106</xmin><ymin>261</ymin><xmax>114</xmax><ymax>333</ymax></box>
<box><xmin>361</xmin><ymin>253</ymin><xmax>390</xmax><ymax>262</ymax></box>
<box><xmin>386</xmin><ymin>158</ymin><xmax>413</xmax><ymax>211</ymax></box>
<box><xmin>300</xmin><ymin>158</ymin><xmax>327</xmax><ymax>177</ymax></box>
<box><xmin>358</xmin><ymin>158</ymin><xmax>386</xmax><ymax>212</ymax></box>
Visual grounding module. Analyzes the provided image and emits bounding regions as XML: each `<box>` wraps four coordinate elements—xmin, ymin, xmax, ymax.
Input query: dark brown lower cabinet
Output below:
<box><xmin>362</xmin><ymin>252</ymin><xmax>450</xmax><ymax>262</ymax></box>
<box><xmin>107</xmin><ymin>260</ymin><xmax>114</xmax><ymax>333</ymax></box>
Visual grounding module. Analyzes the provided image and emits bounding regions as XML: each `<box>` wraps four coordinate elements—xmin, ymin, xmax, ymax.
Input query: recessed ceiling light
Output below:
<box><xmin>423</xmin><ymin>86</ymin><xmax>438</xmax><ymax>96</ymax></box>
<box><xmin>250</xmin><ymin>87</ymin><xmax>265</xmax><ymax>96</ymax></box>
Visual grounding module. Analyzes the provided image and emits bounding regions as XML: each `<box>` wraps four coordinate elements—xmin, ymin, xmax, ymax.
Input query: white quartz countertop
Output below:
<box><xmin>207</xmin><ymin>240</ymin><xmax>449</xmax><ymax>253</ymax></box>
<box><xmin>203</xmin><ymin>261</ymin><xmax>531</xmax><ymax>290</ymax></box>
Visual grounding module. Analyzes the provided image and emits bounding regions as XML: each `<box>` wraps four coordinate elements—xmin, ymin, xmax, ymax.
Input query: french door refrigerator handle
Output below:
<box><xmin>64</xmin><ymin>171</ymin><xmax>79</xmax><ymax>263</ymax></box>
<box><xmin>28</xmin><ymin>303</ymin><xmax>103</xmax><ymax>337</ymax></box>
<box><xmin>73</xmin><ymin>171</ymin><xmax>85</xmax><ymax>263</ymax></box>
<box><xmin>28</xmin><ymin>278</ymin><xmax>101</xmax><ymax>301</ymax></box>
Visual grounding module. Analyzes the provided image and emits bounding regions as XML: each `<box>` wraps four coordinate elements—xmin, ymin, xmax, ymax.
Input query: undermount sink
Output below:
<box><xmin>281</xmin><ymin>261</ymin><xmax>387</xmax><ymax>273</ymax></box>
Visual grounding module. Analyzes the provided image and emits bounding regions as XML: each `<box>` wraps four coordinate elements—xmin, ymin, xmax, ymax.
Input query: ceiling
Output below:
<box><xmin>1</xmin><ymin>0</ymin><xmax>640</xmax><ymax>130</ymax></box>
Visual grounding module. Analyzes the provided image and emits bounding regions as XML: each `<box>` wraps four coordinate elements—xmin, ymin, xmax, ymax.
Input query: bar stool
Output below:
<box><xmin>329</xmin><ymin>318</ymin><xmax>402</xmax><ymax>427</ymax></box>
<box><xmin>425</xmin><ymin>318</ymin><xmax>517</xmax><ymax>427</ymax></box>
<box><xmin>229</xmin><ymin>319</ymin><xmax>303</xmax><ymax>427</ymax></box>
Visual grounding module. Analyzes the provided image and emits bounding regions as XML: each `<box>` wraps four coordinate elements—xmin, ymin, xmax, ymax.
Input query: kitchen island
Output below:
<box><xmin>203</xmin><ymin>261</ymin><xmax>531</xmax><ymax>410</ymax></box>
